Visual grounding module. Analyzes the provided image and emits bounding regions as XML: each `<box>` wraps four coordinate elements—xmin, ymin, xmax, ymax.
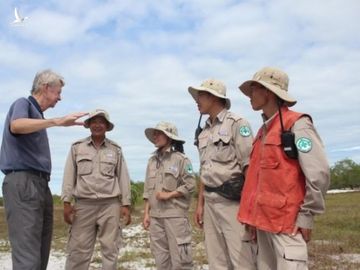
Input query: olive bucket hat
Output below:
<box><xmin>188</xmin><ymin>78</ymin><xmax>231</xmax><ymax>109</ymax></box>
<box><xmin>84</xmin><ymin>109</ymin><xmax>114</xmax><ymax>131</ymax></box>
<box><xmin>239</xmin><ymin>67</ymin><xmax>297</xmax><ymax>107</ymax></box>
<box><xmin>145</xmin><ymin>121</ymin><xmax>185</xmax><ymax>144</ymax></box>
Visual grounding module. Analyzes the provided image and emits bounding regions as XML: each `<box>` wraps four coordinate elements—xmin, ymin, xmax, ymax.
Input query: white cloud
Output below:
<box><xmin>0</xmin><ymin>40</ymin><xmax>45</xmax><ymax>69</ymax></box>
<box><xmin>0</xmin><ymin>0</ymin><xmax>359</xmax><ymax>195</ymax></box>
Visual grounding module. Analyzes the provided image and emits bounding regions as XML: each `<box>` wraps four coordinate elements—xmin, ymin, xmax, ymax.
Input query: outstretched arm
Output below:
<box><xmin>10</xmin><ymin>112</ymin><xmax>88</xmax><ymax>134</ymax></box>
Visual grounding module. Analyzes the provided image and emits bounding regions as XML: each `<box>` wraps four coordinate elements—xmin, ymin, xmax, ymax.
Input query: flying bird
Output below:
<box><xmin>11</xmin><ymin>7</ymin><xmax>28</xmax><ymax>25</ymax></box>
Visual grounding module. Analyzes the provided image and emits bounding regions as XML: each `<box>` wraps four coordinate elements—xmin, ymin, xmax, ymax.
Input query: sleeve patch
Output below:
<box><xmin>185</xmin><ymin>163</ymin><xmax>193</xmax><ymax>174</ymax></box>
<box><xmin>239</xmin><ymin>126</ymin><xmax>251</xmax><ymax>137</ymax></box>
<box><xmin>296</xmin><ymin>137</ymin><xmax>312</xmax><ymax>153</ymax></box>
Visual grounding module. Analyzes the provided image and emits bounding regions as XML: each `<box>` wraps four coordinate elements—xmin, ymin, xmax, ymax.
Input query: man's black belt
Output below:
<box><xmin>4</xmin><ymin>169</ymin><xmax>50</xmax><ymax>181</ymax></box>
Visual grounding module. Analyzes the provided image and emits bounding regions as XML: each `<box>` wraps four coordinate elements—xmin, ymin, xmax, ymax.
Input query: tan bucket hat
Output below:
<box><xmin>188</xmin><ymin>79</ymin><xmax>231</xmax><ymax>109</ymax></box>
<box><xmin>239</xmin><ymin>67</ymin><xmax>297</xmax><ymax>107</ymax></box>
<box><xmin>145</xmin><ymin>121</ymin><xmax>185</xmax><ymax>144</ymax></box>
<box><xmin>84</xmin><ymin>109</ymin><xmax>114</xmax><ymax>131</ymax></box>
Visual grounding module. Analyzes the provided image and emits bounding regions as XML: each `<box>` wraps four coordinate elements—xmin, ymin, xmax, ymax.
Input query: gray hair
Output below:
<box><xmin>31</xmin><ymin>69</ymin><xmax>65</xmax><ymax>94</ymax></box>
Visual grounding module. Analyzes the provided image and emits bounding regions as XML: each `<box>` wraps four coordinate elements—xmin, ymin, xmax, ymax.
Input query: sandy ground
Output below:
<box><xmin>0</xmin><ymin>189</ymin><xmax>358</xmax><ymax>269</ymax></box>
<box><xmin>0</xmin><ymin>224</ymin><xmax>163</xmax><ymax>270</ymax></box>
<box><xmin>0</xmin><ymin>224</ymin><xmax>209</xmax><ymax>270</ymax></box>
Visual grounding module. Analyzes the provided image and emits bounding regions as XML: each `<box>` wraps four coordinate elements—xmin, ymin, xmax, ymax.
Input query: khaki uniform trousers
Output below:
<box><xmin>65</xmin><ymin>198</ymin><xmax>121</xmax><ymax>270</ymax></box>
<box><xmin>257</xmin><ymin>229</ymin><xmax>308</xmax><ymax>270</ymax></box>
<box><xmin>204</xmin><ymin>195</ymin><xmax>257</xmax><ymax>270</ymax></box>
<box><xmin>149</xmin><ymin>217</ymin><xmax>193</xmax><ymax>270</ymax></box>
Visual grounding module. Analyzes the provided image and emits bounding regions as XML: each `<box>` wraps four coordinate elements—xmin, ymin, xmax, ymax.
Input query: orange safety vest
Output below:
<box><xmin>238</xmin><ymin>107</ymin><xmax>308</xmax><ymax>234</ymax></box>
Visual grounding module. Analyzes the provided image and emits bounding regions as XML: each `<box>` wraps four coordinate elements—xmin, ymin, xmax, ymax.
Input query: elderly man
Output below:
<box><xmin>0</xmin><ymin>69</ymin><xmax>86</xmax><ymax>270</ymax></box>
<box><xmin>237</xmin><ymin>67</ymin><xmax>330</xmax><ymax>270</ymax></box>
<box><xmin>188</xmin><ymin>79</ymin><xmax>257</xmax><ymax>269</ymax></box>
<box><xmin>62</xmin><ymin>109</ymin><xmax>131</xmax><ymax>270</ymax></box>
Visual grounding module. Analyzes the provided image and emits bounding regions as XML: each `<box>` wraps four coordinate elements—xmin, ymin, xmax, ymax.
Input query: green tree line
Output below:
<box><xmin>330</xmin><ymin>158</ymin><xmax>360</xmax><ymax>189</ymax></box>
<box><xmin>0</xmin><ymin>158</ymin><xmax>359</xmax><ymax>207</ymax></box>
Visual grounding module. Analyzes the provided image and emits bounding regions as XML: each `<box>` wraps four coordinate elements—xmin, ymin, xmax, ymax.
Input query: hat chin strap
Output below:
<box><xmin>277</xmin><ymin>98</ymin><xmax>285</xmax><ymax>132</ymax></box>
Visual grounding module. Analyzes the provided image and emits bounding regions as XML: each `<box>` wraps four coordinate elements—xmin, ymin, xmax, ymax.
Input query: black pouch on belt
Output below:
<box><xmin>205</xmin><ymin>175</ymin><xmax>245</xmax><ymax>201</ymax></box>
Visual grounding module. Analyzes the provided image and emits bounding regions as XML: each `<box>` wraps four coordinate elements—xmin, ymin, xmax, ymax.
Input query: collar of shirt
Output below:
<box><xmin>260</xmin><ymin>112</ymin><xmax>279</xmax><ymax>139</ymax></box>
<box><xmin>84</xmin><ymin>136</ymin><xmax>108</xmax><ymax>148</ymax></box>
<box><xmin>152</xmin><ymin>146</ymin><xmax>172</xmax><ymax>159</ymax></box>
<box><xmin>28</xmin><ymin>95</ymin><xmax>44</xmax><ymax>118</ymax></box>
<box><xmin>205</xmin><ymin>108</ymin><xmax>228</xmax><ymax>127</ymax></box>
<box><xmin>262</xmin><ymin>111</ymin><xmax>278</xmax><ymax>128</ymax></box>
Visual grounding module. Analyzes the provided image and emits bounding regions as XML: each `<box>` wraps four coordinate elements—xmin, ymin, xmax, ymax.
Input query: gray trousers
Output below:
<box><xmin>2</xmin><ymin>171</ymin><xmax>53</xmax><ymax>270</ymax></box>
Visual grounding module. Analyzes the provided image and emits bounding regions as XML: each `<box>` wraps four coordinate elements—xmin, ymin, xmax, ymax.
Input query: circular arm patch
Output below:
<box><xmin>296</xmin><ymin>137</ymin><xmax>312</xmax><ymax>153</ymax></box>
<box><xmin>239</xmin><ymin>126</ymin><xmax>251</xmax><ymax>137</ymax></box>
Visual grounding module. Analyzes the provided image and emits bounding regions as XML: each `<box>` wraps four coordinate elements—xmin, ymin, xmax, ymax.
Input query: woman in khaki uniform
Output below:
<box><xmin>143</xmin><ymin>121</ymin><xmax>196</xmax><ymax>270</ymax></box>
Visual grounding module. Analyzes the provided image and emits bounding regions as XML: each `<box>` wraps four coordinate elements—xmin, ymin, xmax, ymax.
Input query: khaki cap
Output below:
<box><xmin>145</xmin><ymin>121</ymin><xmax>185</xmax><ymax>144</ymax></box>
<box><xmin>84</xmin><ymin>109</ymin><xmax>114</xmax><ymax>131</ymax></box>
<box><xmin>239</xmin><ymin>67</ymin><xmax>297</xmax><ymax>107</ymax></box>
<box><xmin>188</xmin><ymin>79</ymin><xmax>231</xmax><ymax>109</ymax></box>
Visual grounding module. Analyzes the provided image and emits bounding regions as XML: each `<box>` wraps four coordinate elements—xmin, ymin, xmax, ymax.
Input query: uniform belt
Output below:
<box><xmin>4</xmin><ymin>169</ymin><xmax>51</xmax><ymax>181</ymax></box>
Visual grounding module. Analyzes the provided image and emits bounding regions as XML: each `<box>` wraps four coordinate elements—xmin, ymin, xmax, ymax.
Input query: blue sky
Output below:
<box><xmin>1</xmin><ymin>0</ymin><xmax>359</xmax><ymax>195</ymax></box>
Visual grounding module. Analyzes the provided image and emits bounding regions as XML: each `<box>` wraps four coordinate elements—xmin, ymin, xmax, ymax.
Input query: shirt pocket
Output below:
<box><xmin>198</xmin><ymin>135</ymin><xmax>208</xmax><ymax>163</ymax></box>
<box><xmin>100</xmin><ymin>153</ymin><xmax>117</xmax><ymax>177</ymax></box>
<box><xmin>76</xmin><ymin>155</ymin><xmax>93</xmax><ymax>176</ymax></box>
<box><xmin>211</xmin><ymin>134</ymin><xmax>234</xmax><ymax>163</ymax></box>
<box><xmin>263</xmin><ymin>133</ymin><xmax>282</xmax><ymax>160</ymax></box>
<box><xmin>146</xmin><ymin>172</ymin><xmax>157</xmax><ymax>195</ymax></box>
<box><xmin>163</xmin><ymin>167</ymin><xmax>180</xmax><ymax>191</ymax></box>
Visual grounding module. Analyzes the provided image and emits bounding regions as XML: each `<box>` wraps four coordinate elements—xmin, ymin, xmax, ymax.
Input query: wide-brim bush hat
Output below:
<box><xmin>145</xmin><ymin>121</ymin><xmax>185</xmax><ymax>144</ymax></box>
<box><xmin>188</xmin><ymin>78</ymin><xmax>231</xmax><ymax>109</ymax></box>
<box><xmin>84</xmin><ymin>109</ymin><xmax>114</xmax><ymax>131</ymax></box>
<box><xmin>239</xmin><ymin>67</ymin><xmax>297</xmax><ymax>107</ymax></box>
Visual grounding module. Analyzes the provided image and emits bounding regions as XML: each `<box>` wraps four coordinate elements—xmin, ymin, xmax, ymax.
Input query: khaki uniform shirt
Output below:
<box><xmin>262</xmin><ymin>113</ymin><xmax>330</xmax><ymax>229</ymax></box>
<box><xmin>143</xmin><ymin>148</ymin><xmax>195</xmax><ymax>218</ymax></box>
<box><xmin>61</xmin><ymin>136</ymin><xmax>131</xmax><ymax>206</ymax></box>
<box><xmin>198</xmin><ymin>109</ymin><xmax>253</xmax><ymax>188</ymax></box>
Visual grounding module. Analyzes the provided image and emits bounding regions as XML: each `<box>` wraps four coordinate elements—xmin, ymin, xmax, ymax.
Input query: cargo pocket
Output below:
<box><xmin>256</xmin><ymin>193</ymin><xmax>286</xmax><ymax>232</ymax></box>
<box><xmin>163</xmin><ymin>167</ymin><xmax>179</xmax><ymax>192</ymax></box>
<box><xmin>283</xmin><ymin>244</ymin><xmax>308</xmax><ymax>263</ymax></box>
<box><xmin>145</xmin><ymin>173</ymin><xmax>156</xmax><ymax>196</ymax></box>
<box><xmin>211</xmin><ymin>135</ymin><xmax>235</xmax><ymax>163</ymax></box>
<box><xmin>100</xmin><ymin>157</ymin><xmax>116</xmax><ymax>177</ymax></box>
<box><xmin>146</xmin><ymin>178</ymin><xmax>157</xmax><ymax>207</ymax></box>
<box><xmin>174</xmin><ymin>218</ymin><xmax>193</xmax><ymax>266</ymax></box>
<box><xmin>178</xmin><ymin>241</ymin><xmax>192</xmax><ymax>266</ymax></box>
<box><xmin>198</xmin><ymin>135</ymin><xmax>208</xmax><ymax>163</ymax></box>
<box><xmin>76</xmin><ymin>155</ymin><xmax>93</xmax><ymax>176</ymax></box>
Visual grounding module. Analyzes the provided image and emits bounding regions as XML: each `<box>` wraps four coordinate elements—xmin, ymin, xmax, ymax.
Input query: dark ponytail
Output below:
<box><xmin>172</xmin><ymin>140</ymin><xmax>184</xmax><ymax>154</ymax></box>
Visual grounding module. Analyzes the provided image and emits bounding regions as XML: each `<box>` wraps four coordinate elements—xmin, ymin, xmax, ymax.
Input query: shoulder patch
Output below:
<box><xmin>296</xmin><ymin>137</ymin><xmax>312</xmax><ymax>153</ymax></box>
<box><xmin>239</xmin><ymin>126</ymin><xmax>251</xmax><ymax>137</ymax></box>
<box><xmin>185</xmin><ymin>163</ymin><xmax>193</xmax><ymax>174</ymax></box>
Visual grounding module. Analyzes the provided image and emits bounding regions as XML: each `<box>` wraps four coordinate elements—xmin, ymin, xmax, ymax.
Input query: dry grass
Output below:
<box><xmin>0</xmin><ymin>192</ymin><xmax>359</xmax><ymax>269</ymax></box>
